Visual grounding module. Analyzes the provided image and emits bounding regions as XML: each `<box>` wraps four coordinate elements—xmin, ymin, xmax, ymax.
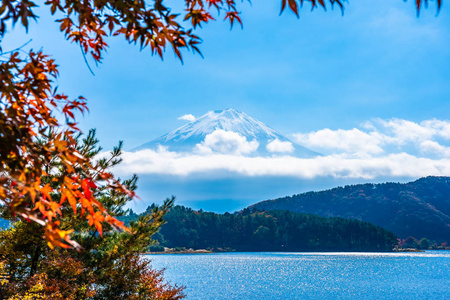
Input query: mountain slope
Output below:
<box><xmin>132</xmin><ymin>109</ymin><xmax>319</xmax><ymax>157</ymax></box>
<box><xmin>249</xmin><ymin>176</ymin><xmax>450</xmax><ymax>243</ymax></box>
<box><xmin>122</xmin><ymin>205</ymin><xmax>398</xmax><ymax>252</ymax></box>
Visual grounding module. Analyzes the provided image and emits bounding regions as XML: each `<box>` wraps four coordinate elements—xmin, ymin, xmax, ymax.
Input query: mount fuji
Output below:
<box><xmin>132</xmin><ymin>109</ymin><xmax>319</xmax><ymax>157</ymax></box>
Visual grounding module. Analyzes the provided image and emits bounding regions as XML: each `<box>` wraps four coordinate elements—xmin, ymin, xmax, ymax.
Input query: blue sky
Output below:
<box><xmin>4</xmin><ymin>0</ymin><xmax>450</xmax><ymax>212</ymax></box>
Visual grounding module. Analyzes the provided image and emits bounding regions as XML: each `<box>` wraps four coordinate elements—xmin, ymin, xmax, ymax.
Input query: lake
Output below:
<box><xmin>147</xmin><ymin>251</ymin><xmax>450</xmax><ymax>299</ymax></box>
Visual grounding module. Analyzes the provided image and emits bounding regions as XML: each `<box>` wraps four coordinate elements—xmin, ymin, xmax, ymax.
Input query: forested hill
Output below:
<box><xmin>124</xmin><ymin>205</ymin><xmax>398</xmax><ymax>252</ymax></box>
<box><xmin>249</xmin><ymin>176</ymin><xmax>450</xmax><ymax>243</ymax></box>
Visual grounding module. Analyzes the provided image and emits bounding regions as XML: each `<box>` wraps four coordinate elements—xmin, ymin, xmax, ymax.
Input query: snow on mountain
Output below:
<box><xmin>132</xmin><ymin>109</ymin><xmax>320</xmax><ymax>157</ymax></box>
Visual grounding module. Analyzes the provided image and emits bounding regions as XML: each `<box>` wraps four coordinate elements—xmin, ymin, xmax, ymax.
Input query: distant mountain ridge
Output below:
<box><xmin>133</xmin><ymin>109</ymin><xmax>319</xmax><ymax>157</ymax></box>
<box><xmin>249</xmin><ymin>176</ymin><xmax>450</xmax><ymax>243</ymax></box>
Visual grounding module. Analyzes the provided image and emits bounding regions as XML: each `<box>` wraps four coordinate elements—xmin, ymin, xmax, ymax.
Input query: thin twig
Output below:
<box><xmin>0</xmin><ymin>39</ymin><xmax>33</xmax><ymax>56</ymax></box>
<box><xmin>79</xmin><ymin>43</ymin><xmax>95</xmax><ymax>76</ymax></box>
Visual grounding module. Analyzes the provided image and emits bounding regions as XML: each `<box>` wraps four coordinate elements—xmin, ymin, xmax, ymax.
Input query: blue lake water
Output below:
<box><xmin>147</xmin><ymin>251</ymin><xmax>450</xmax><ymax>299</ymax></box>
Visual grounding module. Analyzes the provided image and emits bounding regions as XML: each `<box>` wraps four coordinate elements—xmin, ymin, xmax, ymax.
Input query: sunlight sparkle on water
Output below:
<box><xmin>148</xmin><ymin>251</ymin><xmax>450</xmax><ymax>300</ymax></box>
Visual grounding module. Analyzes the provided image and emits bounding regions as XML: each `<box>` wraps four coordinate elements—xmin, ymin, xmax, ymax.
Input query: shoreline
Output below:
<box><xmin>145</xmin><ymin>248</ymin><xmax>450</xmax><ymax>255</ymax></box>
<box><xmin>144</xmin><ymin>249</ymin><xmax>213</xmax><ymax>255</ymax></box>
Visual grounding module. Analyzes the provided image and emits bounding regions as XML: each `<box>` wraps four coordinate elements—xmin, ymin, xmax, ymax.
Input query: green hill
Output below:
<box><xmin>249</xmin><ymin>176</ymin><xmax>450</xmax><ymax>243</ymax></box>
<box><xmin>125</xmin><ymin>205</ymin><xmax>398</xmax><ymax>252</ymax></box>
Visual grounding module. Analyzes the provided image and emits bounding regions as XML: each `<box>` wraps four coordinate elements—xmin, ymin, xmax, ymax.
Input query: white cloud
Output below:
<box><xmin>293</xmin><ymin>128</ymin><xmax>384</xmax><ymax>155</ymax></box>
<box><xmin>266</xmin><ymin>139</ymin><xmax>294</xmax><ymax>153</ymax></box>
<box><xmin>377</xmin><ymin>119</ymin><xmax>436</xmax><ymax>144</ymax></box>
<box><xmin>420</xmin><ymin>119</ymin><xmax>450</xmax><ymax>140</ymax></box>
<box><xmin>292</xmin><ymin>118</ymin><xmax>450</xmax><ymax>157</ymax></box>
<box><xmin>420</xmin><ymin>140</ymin><xmax>450</xmax><ymax>158</ymax></box>
<box><xmin>178</xmin><ymin>114</ymin><xmax>196</xmax><ymax>122</ymax></box>
<box><xmin>373</xmin><ymin>118</ymin><xmax>450</xmax><ymax>144</ymax></box>
<box><xmin>114</xmin><ymin>149</ymin><xmax>450</xmax><ymax>180</ymax></box>
<box><xmin>195</xmin><ymin>129</ymin><xmax>259</xmax><ymax>155</ymax></box>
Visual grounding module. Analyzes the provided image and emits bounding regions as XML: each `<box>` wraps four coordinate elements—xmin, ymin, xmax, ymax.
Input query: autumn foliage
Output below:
<box><xmin>0</xmin><ymin>49</ymin><xmax>133</xmax><ymax>249</ymax></box>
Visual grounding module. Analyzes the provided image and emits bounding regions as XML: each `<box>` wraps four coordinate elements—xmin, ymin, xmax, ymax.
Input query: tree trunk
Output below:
<box><xmin>29</xmin><ymin>245</ymin><xmax>41</xmax><ymax>277</ymax></box>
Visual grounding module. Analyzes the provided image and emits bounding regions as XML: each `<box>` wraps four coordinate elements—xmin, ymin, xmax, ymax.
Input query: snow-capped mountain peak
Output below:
<box><xmin>164</xmin><ymin>108</ymin><xmax>280</xmax><ymax>142</ymax></box>
<box><xmin>133</xmin><ymin>109</ymin><xmax>319</xmax><ymax>157</ymax></box>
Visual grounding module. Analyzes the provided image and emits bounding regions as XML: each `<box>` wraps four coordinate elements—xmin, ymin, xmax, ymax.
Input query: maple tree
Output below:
<box><xmin>0</xmin><ymin>0</ymin><xmax>444</xmax><ymax>249</ymax></box>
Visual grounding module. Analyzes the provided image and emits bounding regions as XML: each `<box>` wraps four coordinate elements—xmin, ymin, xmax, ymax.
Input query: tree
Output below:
<box><xmin>0</xmin><ymin>130</ymin><xmax>185</xmax><ymax>299</ymax></box>
<box><xmin>418</xmin><ymin>238</ymin><xmax>431</xmax><ymax>249</ymax></box>
<box><xmin>0</xmin><ymin>0</ymin><xmax>443</xmax><ymax>248</ymax></box>
<box><xmin>402</xmin><ymin>236</ymin><xmax>419</xmax><ymax>248</ymax></box>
